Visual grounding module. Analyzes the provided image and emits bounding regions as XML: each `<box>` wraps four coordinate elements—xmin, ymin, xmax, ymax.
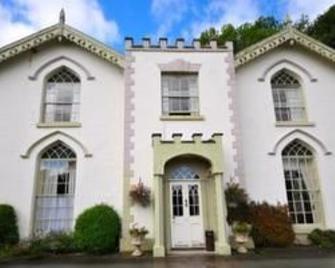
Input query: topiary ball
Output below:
<box><xmin>74</xmin><ymin>204</ymin><xmax>121</xmax><ymax>254</ymax></box>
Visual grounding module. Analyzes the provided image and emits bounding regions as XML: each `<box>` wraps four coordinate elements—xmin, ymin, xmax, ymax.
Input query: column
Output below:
<box><xmin>153</xmin><ymin>174</ymin><xmax>165</xmax><ymax>257</ymax></box>
<box><xmin>214</xmin><ymin>172</ymin><xmax>231</xmax><ymax>255</ymax></box>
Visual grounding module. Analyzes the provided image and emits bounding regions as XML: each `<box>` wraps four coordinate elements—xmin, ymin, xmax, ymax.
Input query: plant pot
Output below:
<box><xmin>234</xmin><ymin>233</ymin><xmax>249</xmax><ymax>254</ymax></box>
<box><xmin>131</xmin><ymin>236</ymin><xmax>144</xmax><ymax>256</ymax></box>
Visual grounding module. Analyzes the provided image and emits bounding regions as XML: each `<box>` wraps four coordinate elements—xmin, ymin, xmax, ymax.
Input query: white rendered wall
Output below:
<box><xmin>129</xmin><ymin>49</ymin><xmax>237</xmax><ymax>237</ymax></box>
<box><xmin>236</xmin><ymin>44</ymin><xmax>335</xmax><ymax>229</ymax></box>
<box><xmin>0</xmin><ymin>41</ymin><xmax>124</xmax><ymax>238</ymax></box>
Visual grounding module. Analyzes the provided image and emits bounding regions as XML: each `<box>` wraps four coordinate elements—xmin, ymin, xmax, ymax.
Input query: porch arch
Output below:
<box><xmin>151</xmin><ymin>133</ymin><xmax>230</xmax><ymax>257</ymax></box>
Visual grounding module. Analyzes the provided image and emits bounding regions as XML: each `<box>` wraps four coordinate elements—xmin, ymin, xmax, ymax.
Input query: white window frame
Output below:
<box><xmin>42</xmin><ymin>67</ymin><xmax>81</xmax><ymax>123</ymax></box>
<box><xmin>34</xmin><ymin>141</ymin><xmax>76</xmax><ymax>235</ymax></box>
<box><xmin>161</xmin><ymin>73</ymin><xmax>199</xmax><ymax>116</ymax></box>
<box><xmin>271</xmin><ymin>69</ymin><xmax>307</xmax><ymax>122</ymax></box>
<box><xmin>282</xmin><ymin>140</ymin><xmax>322</xmax><ymax>225</ymax></box>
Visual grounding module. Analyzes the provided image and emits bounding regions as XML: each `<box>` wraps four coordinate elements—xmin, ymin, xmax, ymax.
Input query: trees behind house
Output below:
<box><xmin>200</xmin><ymin>4</ymin><xmax>335</xmax><ymax>53</ymax></box>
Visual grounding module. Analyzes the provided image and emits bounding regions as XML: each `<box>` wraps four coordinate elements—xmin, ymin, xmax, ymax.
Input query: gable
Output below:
<box><xmin>235</xmin><ymin>25</ymin><xmax>335</xmax><ymax>68</ymax></box>
<box><xmin>0</xmin><ymin>22</ymin><xmax>124</xmax><ymax>68</ymax></box>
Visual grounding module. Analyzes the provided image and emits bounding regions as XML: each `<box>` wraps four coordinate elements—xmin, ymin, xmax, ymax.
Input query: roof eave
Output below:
<box><xmin>0</xmin><ymin>23</ymin><xmax>124</xmax><ymax>68</ymax></box>
<box><xmin>235</xmin><ymin>26</ymin><xmax>335</xmax><ymax>68</ymax></box>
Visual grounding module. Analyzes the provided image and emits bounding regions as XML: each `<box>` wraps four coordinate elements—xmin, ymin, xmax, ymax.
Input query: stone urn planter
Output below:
<box><xmin>233</xmin><ymin>222</ymin><xmax>252</xmax><ymax>254</ymax></box>
<box><xmin>129</xmin><ymin>224</ymin><xmax>148</xmax><ymax>257</ymax></box>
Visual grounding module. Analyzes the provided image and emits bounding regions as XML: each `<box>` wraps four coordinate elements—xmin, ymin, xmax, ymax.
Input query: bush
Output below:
<box><xmin>0</xmin><ymin>204</ymin><xmax>19</xmax><ymax>248</ymax></box>
<box><xmin>29</xmin><ymin>232</ymin><xmax>76</xmax><ymax>254</ymax></box>
<box><xmin>249</xmin><ymin>202</ymin><xmax>295</xmax><ymax>247</ymax></box>
<box><xmin>225</xmin><ymin>182</ymin><xmax>250</xmax><ymax>225</ymax></box>
<box><xmin>308</xmin><ymin>229</ymin><xmax>335</xmax><ymax>249</ymax></box>
<box><xmin>74</xmin><ymin>204</ymin><xmax>121</xmax><ymax>254</ymax></box>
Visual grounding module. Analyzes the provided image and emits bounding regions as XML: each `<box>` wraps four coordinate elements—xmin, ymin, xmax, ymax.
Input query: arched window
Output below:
<box><xmin>43</xmin><ymin>67</ymin><xmax>80</xmax><ymax>123</ymax></box>
<box><xmin>282</xmin><ymin>139</ymin><xmax>321</xmax><ymax>224</ymax></box>
<box><xmin>34</xmin><ymin>141</ymin><xmax>76</xmax><ymax>234</ymax></box>
<box><xmin>271</xmin><ymin>69</ymin><xmax>306</xmax><ymax>122</ymax></box>
<box><xmin>170</xmin><ymin>165</ymin><xmax>200</xmax><ymax>180</ymax></box>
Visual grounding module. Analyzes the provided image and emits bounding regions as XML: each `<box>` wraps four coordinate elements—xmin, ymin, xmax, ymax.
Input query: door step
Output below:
<box><xmin>168</xmin><ymin>249</ymin><xmax>215</xmax><ymax>256</ymax></box>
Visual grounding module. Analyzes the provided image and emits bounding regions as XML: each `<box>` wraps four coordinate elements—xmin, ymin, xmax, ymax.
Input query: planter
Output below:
<box><xmin>131</xmin><ymin>236</ymin><xmax>144</xmax><ymax>257</ymax></box>
<box><xmin>235</xmin><ymin>233</ymin><xmax>249</xmax><ymax>253</ymax></box>
<box><xmin>232</xmin><ymin>222</ymin><xmax>252</xmax><ymax>254</ymax></box>
<box><xmin>129</xmin><ymin>224</ymin><xmax>148</xmax><ymax>257</ymax></box>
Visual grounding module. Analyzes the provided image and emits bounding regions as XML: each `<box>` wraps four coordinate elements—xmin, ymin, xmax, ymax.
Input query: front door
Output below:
<box><xmin>170</xmin><ymin>181</ymin><xmax>205</xmax><ymax>248</ymax></box>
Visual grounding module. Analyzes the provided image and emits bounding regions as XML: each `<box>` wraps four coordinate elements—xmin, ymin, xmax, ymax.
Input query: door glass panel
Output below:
<box><xmin>188</xmin><ymin>184</ymin><xmax>200</xmax><ymax>216</ymax></box>
<box><xmin>172</xmin><ymin>185</ymin><xmax>183</xmax><ymax>216</ymax></box>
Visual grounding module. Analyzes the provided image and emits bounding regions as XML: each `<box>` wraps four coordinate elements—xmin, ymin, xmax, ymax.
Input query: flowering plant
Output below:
<box><xmin>129</xmin><ymin>223</ymin><xmax>149</xmax><ymax>238</ymax></box>
<box><xmin>129</xmin><ymin>179</ymin><xmax>151</xmax><ymax>207</ymax></box>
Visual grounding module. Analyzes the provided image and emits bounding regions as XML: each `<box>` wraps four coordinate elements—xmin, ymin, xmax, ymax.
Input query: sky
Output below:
<box><xmin>0</xmin><ymin>0</ymin><xmax>334</xmax><ymax>52</ymax></box>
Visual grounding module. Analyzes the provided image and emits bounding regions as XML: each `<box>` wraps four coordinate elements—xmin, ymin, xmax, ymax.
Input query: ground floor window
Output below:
<box><xmin>34</xmin><ymin>141</ymin><xmax>76</xmax><ymax>234</ymax></box>
<box><xmin>282</xmin><ymin>139</ymin><xmax>321</xmax><ymax>224</ymax></box>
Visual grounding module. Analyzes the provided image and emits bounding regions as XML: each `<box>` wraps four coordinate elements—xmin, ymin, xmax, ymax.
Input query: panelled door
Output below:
<box><xmin>170</xmin><ymin>181</ymin><xmax>205</xmax><ymax>248</ymax></box>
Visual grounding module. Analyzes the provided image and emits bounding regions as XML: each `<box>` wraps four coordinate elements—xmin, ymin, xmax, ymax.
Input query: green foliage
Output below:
<box><xmin>232</xmin><ymin>222</ymin><xmax>251</xmax><ymax>234</ymax></box>
<box><xmin>308</xmin><ymin>229</ymin><xmax>335</xmax><ymax>249</ymax></box>
<box><xmin>225</xmin><ymin>182</ymin><xmax>250</xmax><ymax>225</ymax></box>
<box><xmin>249</xmin><ymin>202</ymin><xmax>295</xmax><ymax>247</ymax></box>
<box><xmin>200</xmin><ymin>16</ymin><xmax>283</xmax><ymax>53</ymax></box>
<box><xmin>0</xmin><ymin>204</ymin><xmax>19</xmax><ymax>248</ymax></box>
<box><xmin>29</xmin><ymin>232</ymin><xmax>76</xmax><ymax>254</ymax></box>
<box><xmin>308</xmin><ymin>5</ymin><xmax>335</xmax><ymax>49</ymax></box>
<box><xmin>0</xmin><ymin>233</ymin><xmax>76</xmax><ymax>260</ymax></box>
<box><xmin>74</xmin><ymin>204</ymin><xmax>121</xmax><ymax>254</ymax></box>
<box><xmin>200</xmin><ymin>4</ymin><xmax>335</xmax><ymax>53</ymax></box>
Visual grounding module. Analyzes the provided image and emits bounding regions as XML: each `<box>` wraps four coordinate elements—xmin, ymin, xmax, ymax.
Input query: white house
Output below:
<box><xmin>0</xmin><ymin>11</ymin><xmax>335</xmax><ymax>257</ymax></box>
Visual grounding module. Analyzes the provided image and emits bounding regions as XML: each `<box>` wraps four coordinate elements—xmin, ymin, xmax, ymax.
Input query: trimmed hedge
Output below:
<box><xmin>249</xmin><ymin>202</ymin><xmax>295</xmax><ymax>247</ymax></box>
<box><xmin>74</xmin><ymin>204</ymin><xmax>121</xmax><ymax>253</ymax></box>
<box><xmin>0</xmin><ymin>204</ymin><xmax>19</xmax><ymax>248</ymax></box>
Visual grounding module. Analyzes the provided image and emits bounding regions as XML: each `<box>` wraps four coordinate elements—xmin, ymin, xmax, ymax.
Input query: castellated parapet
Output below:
<box><xmin>125</xmin><ymin>37</ymin><xmax>233</xmax><ymax>51</ymax></box>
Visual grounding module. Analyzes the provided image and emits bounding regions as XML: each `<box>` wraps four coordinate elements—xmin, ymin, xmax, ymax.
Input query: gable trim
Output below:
<box><xmin>235</xmin><ymin>26</ymin><xmax>335</xmax><ymax>68</ymax></box>
<box><xmin>0</xmin><ymin>23</ymin><xmax>124</xmax><ymax>68</ymax></box>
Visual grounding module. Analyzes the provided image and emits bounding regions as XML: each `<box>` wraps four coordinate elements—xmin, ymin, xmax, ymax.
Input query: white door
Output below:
<box><xmin>170</xmin><ymin>181</ymin><xmax>205</xmax><ymax>248</ymax></box>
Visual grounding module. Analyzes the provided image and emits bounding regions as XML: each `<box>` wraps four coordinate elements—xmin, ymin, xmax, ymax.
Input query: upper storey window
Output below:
<box><xmin>271</xmin><ymin>69</ymin><xmax>306</xmax><ymax>122</ymax></box>
<box><xmin>43</xmin><ymin>67</ymin><xmax>80</xmax><ymax>123</ymax></box>
<box><xmin>162</xmin><ymin>73</ymin><xmax>199</xmax><ymax>116</ymax></box>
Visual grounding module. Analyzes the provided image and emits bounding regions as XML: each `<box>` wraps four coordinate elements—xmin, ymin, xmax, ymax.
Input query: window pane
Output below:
<box><xmin>43</xmin><ymin>67</ymin><xmax>80</xmax><ymax>123</ymax></box>
<box><xmin>282</xmin><ymin>140</ymin><xmax>320</xmax><ymax>225</ymax></box>
<box><xmin>34</xmin><ymin>142</ymin><xmax>76</xmax><ymax>235</ymax></box>
<box><xmin>271</xmin><ymin>70</ymin><xmax>305</xmax><ymax>122</ymax></box>
<box><xmin>161</xmin><ymin>73</ymin><xmax>199</xmax><ymax>115</ymax></box>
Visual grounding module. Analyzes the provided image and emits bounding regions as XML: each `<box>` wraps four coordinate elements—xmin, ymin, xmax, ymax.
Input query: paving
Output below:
<box><xmin>2</xmin><ymin>253</ymin><xmax>335</xmax><ymax>268</ymax></box>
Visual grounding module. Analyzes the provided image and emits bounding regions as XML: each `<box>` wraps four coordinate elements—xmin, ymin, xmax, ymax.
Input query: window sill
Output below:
<box><xmin>293</xmin><ymin>223</ymin><xmax>324</xmax><ymax>234</ymax></box>
<box><xmin>160</xmin><ymin>115</ymin><xmax>205</xmax><ymax>121</ymax></box>
<box><xmin>275</xmin><ymin>122</ymin><xmax>315</xmax><ymax>127</ymax></box>
<box><xmin>37</xmin><ymin>122</ymin><xmax>82</xmax><ymax>128</ymax></box>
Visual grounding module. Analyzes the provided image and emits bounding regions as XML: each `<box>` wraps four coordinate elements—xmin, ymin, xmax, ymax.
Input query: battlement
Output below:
<box><xmin>152</xmin><ymin>133</ymin><xmax>223</xmax><ymax>145</ymax></box>
<box><xmin>125</xmin><ymin>37</ymin><xmax>233</xmax><ymax>51</ymax></box>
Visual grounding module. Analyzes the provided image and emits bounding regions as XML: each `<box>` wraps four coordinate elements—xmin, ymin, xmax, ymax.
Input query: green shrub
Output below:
<box><xmin>29</xmin><ymin>232</ymin><xmax>76</xmax><ymax>254</ymax></box>
<box><xmin>0</xmin><ymin>204</ymin><xmax>19</xmax><ymax>248</ymax></box>
<box><xmin>74</xmin><ymin>204</ymin><xmax>121</xmax><ymax>254</ymax></box>
<box><xmin>249</xmin><ymin>202</ymin><xmax>295</xmax><ymax>247</ymax></box>
<box><xmin>308</xmin><ymin>229</ymin><xmax>335</xmax><ymax>249</ymax></box>
<box><xmin>225</xmin><ymin>182</ymin><xmax>250</xmax><ymax>224</ymax></box>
